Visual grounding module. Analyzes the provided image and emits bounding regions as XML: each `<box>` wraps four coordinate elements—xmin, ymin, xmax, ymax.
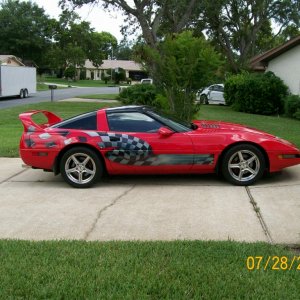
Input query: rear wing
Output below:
<box><xmin>19</xmin><ymin>110</ymin><xmax>62</xmax><ymax>132</ymax></box>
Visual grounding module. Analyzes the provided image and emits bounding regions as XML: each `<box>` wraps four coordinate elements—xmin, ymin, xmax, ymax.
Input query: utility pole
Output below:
<box><xmin>110</xmin><ymin>46</ymin><xmax>114</xmax><ymax>81</ymax></box>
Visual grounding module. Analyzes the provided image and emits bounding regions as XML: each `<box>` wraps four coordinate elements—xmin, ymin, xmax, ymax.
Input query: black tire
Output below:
<box><xmin>19</xmin><ymin>89</ymin><xmax>24</xmax><ymax>99</ymax></box>
<box><xmin>200</xmin><ymin>94</ymin><xmax>208</xmax><ymax>104</ymax></box>
<box><xmin>221</xmin><ymin>144</ymin><xmax>266</xmax><ymax>186</ymax></box>
<box><xmin>60</xmin><ymin>147</ymin><xmax>103</xmax><ymax>188</ymax></box>
<box><xmin>23</xmin><ymin>89</ymin><xmax>28</xmax><ymax>98</ymax></box>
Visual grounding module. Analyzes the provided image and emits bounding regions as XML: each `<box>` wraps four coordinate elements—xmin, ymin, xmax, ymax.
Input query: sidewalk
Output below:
<box><xmin>0</xmin><ymin>158</ymin><xmax>299</xmax><ymax>244</ymax></box>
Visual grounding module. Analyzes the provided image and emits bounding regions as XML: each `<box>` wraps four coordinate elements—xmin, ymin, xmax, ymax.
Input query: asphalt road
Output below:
<box><xmin>0</xmin><ymin>86</ymin><xmax>119</xmax><ymax>109</ymax></box>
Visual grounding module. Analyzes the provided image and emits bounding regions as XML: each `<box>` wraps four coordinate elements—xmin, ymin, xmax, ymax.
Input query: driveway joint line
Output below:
<box><xmin>245</xmin><ymin>186</ymin><xmax>273</xmax><ymax>244</ymax></box>
<box><xmin>83</xmin><ymin>185</ymin><xmax>136</xmax><ymax>240</ymax></box>
<box><xmin>0</xmin><ymin>168</ymin><xmax>28</xmax><ymax>185</ymax></box>
<box><xmin>250</xmin><ymin>183</ymin><xmax>300</xmax><ymax>189</ymax></box>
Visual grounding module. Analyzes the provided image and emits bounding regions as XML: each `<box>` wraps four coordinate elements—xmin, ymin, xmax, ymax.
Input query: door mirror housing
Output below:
<box><xmin>158</xmin><ymin>127</ymin><xmax>173</xmax><ymax>137</ymax></box>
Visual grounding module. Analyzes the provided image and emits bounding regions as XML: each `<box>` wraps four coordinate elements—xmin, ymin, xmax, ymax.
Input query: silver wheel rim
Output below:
<box><xmin>228</xmin><ymin>150</ymin><xmax>260</xmax><ymax>182</ymax></box>
<box><xmin>65</xmin><ymin>153</ymin><xmax>96</xmax><ymax>185</ymax></box>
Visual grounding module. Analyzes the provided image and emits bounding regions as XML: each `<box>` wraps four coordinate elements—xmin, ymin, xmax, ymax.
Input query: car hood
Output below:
<box><xmin>192</xmin><ymin>120</ymin><xmax>276</xmax><ymax>138</ymax></box>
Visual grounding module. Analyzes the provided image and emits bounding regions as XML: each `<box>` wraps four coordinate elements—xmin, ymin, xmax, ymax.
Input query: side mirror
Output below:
<box><xmin>158</xmin><ymin>127</ymin><xmax>173</xmax><ymax>137</ymax></box>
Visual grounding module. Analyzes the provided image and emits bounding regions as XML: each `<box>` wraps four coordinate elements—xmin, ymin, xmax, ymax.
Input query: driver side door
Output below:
<box><xmin>103</xmin><ymin>111</ymin><xmax>194</xmax><ymax>174</ymax></box>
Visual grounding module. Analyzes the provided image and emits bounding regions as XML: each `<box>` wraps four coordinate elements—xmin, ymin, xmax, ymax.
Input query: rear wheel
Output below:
<box><xmin>221</xmin><ymin>144</ymin><xmax>266</xmax><ymax>186</ymax></box>
<box><xmin>19</xmin><ymin>89</ymin><xmax>24</xmax><ymax>99</ymax></box>
<box><xmin>60</xmin><ymin>147</ymin><xmax>103</xmax><ymax>188</ymax></box>
<box><xmin>23</xmin><ymin>89</ymin><xmax>28</xmax><ymax>98</ymax></box>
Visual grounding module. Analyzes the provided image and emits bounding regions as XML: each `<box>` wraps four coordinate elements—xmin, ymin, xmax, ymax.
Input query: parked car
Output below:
<box><xmin>19</xmin><ymin>105</ymin><xmax>300</xmax><ymax>188</ymax></box>
<box><xmin>141</xmin><ymin>78</ymin><xmax>153</xmax><ymax>84</ymax></box>
<box><xmin>196</xmin><ymin>84</ymin><xmax>225</xmax><ymax>104</ymax></box>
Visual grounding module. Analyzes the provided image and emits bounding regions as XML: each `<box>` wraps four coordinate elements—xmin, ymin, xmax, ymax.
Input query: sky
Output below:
<box><xmin>30</xmin><ymin>0</ymin><xmax>125</xmax><ymax>41</ymax></box>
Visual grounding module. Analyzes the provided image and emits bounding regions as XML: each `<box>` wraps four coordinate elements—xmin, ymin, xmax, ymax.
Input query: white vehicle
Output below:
<box><xmin>141</xmin><ymin>78</ymin><xmax>153</xmax><ymax>84</ymax></box>
<box><xmin>0</xmin><ymin>65</ymin><xmax>36</xmax><ymax>98</ymax></box>
<box><xmin>196</xmin><ymin>84</ymin><xmax>225</xmax><ymax>104</ymax></box>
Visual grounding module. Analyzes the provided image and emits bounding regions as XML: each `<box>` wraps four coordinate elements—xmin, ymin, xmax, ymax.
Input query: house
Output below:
<box><xmin>250</xmin><ymin>35</ymin><xmax>300</xmax><ymax>95</ymax></box>
<box><xmin>80</xmin><ymin>59</ymin><xmax>147</xmax><ymax>81</ymax></box>
<box><xmin>0</xmin><ymin>55</ymin><xmax>24</xmax><ymax>66</ymax></box>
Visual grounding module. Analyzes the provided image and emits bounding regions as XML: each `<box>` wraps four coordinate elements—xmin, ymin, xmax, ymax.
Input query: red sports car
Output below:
<box><xmin>19</xmin><ymin>105</ymin><xmax>300</xmax><ymax>188</ymax></box>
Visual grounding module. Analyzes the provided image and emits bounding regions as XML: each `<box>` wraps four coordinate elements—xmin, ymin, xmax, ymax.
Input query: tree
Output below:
<box><xmin>60</xmin><ymin>0</ymin><xmax>300</xmax><ymax>72</ymax></box>
<box><xmin>202</xmin><ymin>0</ymin><xmax>300</xmax><ymax>72</ymax></box>
<box><xmin>0</xmin><ymin>0</ymin><xmax>55</xmax><ymax>66</ymax></box>
<box><xmin>47</xmin><ymin>11</ymin><xmax>117</xmax><ymax>76</ymax></box>
<box><xmin>115</xmin><ymin>41</ymin><xmax>134</xmax><ymax>60</ymax></box>
<box><xmin>138</xmin><ymin>31</ymin><xmax>223</xmax><ymax>120</ymax></box>
<box><xmin>88</xmin><ymin>31</ymin><xmax>117</xmax><ymax>65</ymax></box>
<box><xmin>59</xmin><ymin>0</ymin><xmax>199</xmax><ymax>48</ymax></box>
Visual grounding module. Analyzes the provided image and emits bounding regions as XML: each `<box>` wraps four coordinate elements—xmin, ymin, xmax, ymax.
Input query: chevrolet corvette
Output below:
<box><xmin>19</xmin><ymin>105</ymin><xmax>300</xmax><ymax>188</ymax></box>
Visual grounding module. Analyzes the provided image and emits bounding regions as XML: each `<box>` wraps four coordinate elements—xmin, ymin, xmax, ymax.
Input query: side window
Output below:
<box><xmin>107</xmin><ymin>112</ymin><xmax>163</xmax><ymax>132</ymax></box>
<box><xmin>54</xmin><ymin>112</ymin><xmax>97</xmax><ymax>130</ymax></box>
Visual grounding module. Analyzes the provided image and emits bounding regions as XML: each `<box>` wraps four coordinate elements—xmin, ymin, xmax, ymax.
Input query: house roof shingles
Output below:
<box><xmin>84</xmin><ymin>59</ymin><xmax>143</xmax><ymax>71</ymax></box>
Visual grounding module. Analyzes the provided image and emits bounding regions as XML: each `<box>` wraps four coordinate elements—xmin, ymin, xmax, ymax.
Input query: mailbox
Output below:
<box><xmin>48</xmin><ymin>85</ymin><xmax>57</xmax><ymax>90</ymax></box>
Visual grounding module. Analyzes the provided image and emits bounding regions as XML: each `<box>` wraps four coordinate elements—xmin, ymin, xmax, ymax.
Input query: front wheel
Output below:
<box><xmin>221</xmin><ymin>144</ymin><xmax>266</xmax><ymax>186</ymax></box>
<box><xmin>60</xmin><ymin>147</ymin><xmax>103</xmax><ymax>188</ymax></box>
<box><xmin>19</xmin><ymin>89</ymin><xmax>24</xmax><ymax>99</ymax></box>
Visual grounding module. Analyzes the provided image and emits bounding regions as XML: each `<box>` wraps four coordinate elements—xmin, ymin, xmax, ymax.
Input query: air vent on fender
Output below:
<box><xmin>201</xmin><ymin>123</ymin><xmax>220</xmax><ymax>129</ymax></box>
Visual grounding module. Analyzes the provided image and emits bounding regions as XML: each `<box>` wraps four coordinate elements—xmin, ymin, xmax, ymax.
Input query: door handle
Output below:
<box><xmin>109</xmin><ymin>136</ymin><xmax>120</xmax><ymax>142</ymax></box>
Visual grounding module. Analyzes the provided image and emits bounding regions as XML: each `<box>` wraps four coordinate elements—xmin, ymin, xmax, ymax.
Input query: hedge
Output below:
<box><xmin>224</xmin><ymin>72</ymin><xmax>289</xmax><ymax>115</ymax></box>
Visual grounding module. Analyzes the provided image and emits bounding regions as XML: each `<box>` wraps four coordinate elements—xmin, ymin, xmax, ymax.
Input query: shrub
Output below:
<box><xmin>79</xmin><ymin>69</ymin><xmax>86</xmax><ymax>80</ymax></box>
<box><xmin>135</xmin><ymin>31</ymin><xmax>219</xmax><ymax>120</ymax></box>
<box><xmin>224</xmin><ymin>72</ymin><xmax>289</xmax><ymax>115</ymax></box>
<box><xmin>285</xmin><ymin>95</ymin><xmax>300</xmax><ymax>120</ymax></box>
<box><xmin>103</xmin><ymin>75</ymin><xmax>111</xmax><ymax>84</ymax></box>
<box><xmin>119</xmin><ymin>84</ymin><xmax>169</xmax><ymax>110</ymax></box>
<box><xmin>64</xmin><ymin>66</ymin><xmax>76</xmax><ymax>80</ymax></box>
<box><xmin>113</xmin><ymin>68</ymin><xmax>126</xmax><ymax>84</ymax></box>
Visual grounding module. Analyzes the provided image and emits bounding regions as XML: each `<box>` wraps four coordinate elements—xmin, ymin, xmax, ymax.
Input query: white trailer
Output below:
<box><xmin>0</xmin><ymin>65</ymin><xmax>36</xmax><ymax>98</ymax></box>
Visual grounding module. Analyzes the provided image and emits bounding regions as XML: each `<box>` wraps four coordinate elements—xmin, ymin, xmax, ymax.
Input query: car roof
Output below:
<box><xmin>104</xmin><ymin>105</ymin><xmax>152</xmax><ymax>113</ymax></box>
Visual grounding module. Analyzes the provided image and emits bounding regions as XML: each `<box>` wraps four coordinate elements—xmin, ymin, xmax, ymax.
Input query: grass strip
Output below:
<box><xmin>0</xmin><ymin>240</ymin><xmax>299</xmax><ymax>299</ymax></box>
<box><xmin>76</xmin><ymin>93</ymin><xmax>119</xmax><ymax>100</ymax></box>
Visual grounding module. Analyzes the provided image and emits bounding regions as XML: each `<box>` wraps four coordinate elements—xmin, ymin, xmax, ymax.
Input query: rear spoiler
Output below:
<box><xmin>19</xmin><ymin>110</ymin><xmax>62</xmax><ymax>132</ymax></box>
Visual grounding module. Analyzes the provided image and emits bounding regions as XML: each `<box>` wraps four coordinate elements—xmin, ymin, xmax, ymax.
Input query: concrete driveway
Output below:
<box><xmin>0</xmin><ymin>158</ymin><xmax>299</xmax><ymax>244</ymax></box>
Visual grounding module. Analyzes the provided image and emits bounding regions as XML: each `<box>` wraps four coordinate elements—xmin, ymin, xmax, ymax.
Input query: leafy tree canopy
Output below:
<box><xmin>135</xmin><ymin>31</ymin><xmax>223</xmax><ymax>120</ymax></box>
<box><xmin>59</xmin><ymin>0</ymin><xmax>300</xmax><ymax>72</ymax></box>
<box><xmin>46</xmin><ymin>10</ymin><xmax>117</xmax><ymax>72</ymax></box>
<box><xmin>0</xmin><ymin>0</ymin><xmax>55</xmax><ymax>66</ymax></box>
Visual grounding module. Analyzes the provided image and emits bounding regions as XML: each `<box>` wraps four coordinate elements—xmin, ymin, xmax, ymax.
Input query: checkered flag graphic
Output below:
<box><xmin>98</xmin><ymin>133</ymin><xmax>153</xmax><ymax>165</ymax></box>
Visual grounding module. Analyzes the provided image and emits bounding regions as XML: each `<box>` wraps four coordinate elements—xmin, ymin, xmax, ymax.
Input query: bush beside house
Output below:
<box><xmin>285</xmin><ymin>95</ymin><xmax>300</xmax><ymax>120</ymax></box>
<box><xmin>224</xmin><ymin>72</ymin><xmax>289</xmax><ymax>115</ymax></box>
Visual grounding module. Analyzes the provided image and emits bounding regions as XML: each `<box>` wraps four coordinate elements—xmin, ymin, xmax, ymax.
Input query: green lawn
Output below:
<box><xmin>0</xmin><ymin>240</ymin><xmax>299</xmax><ymax>299</ymax></box>
<box><xmin>36</xmin><ymin>83</ymin><xmax>68</xmax><ymax>91</ymax></box>
<box><xmin>76</xmin><ymin>93</ymin><xmax>119</xmax><ymax>100</ymax></box>
<box><xmin>41</xmin><ymin>77</ymin><xmax>120</xmax><ymax>87</ymax></box>
<box><xmin>0</xmin><ymin>104</ymin><xmax>299</xmax><ymax>157</ymax></box>
<box><xmin>196</xmin><ymin>105</ymin><xmax>300</xmax><ymax>149</ymax></box>
<box><xmin>0</xmin><ymin>102</ymin><xmax>119</xmax><ymax>157</ymax></box>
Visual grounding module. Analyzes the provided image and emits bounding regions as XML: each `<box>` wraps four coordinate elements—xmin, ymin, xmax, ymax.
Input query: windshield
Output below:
<box><xmin>147</xmin><ymin>110</ymin><xmax>192</xmax><ymax>132</ymax></box>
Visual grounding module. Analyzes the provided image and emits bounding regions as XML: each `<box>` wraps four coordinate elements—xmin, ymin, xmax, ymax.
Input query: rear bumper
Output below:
<box><xmin>20</xmin><ymin>148</ymin><xmax>58</xmax><ymax>171</ymax></box>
